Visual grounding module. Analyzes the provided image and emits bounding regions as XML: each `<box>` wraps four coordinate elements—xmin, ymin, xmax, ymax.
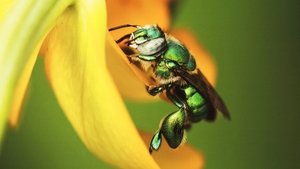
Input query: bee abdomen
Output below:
<box><xmin>184</xmin><ymin>86</ymin><xmax>209</xmax><ymax>122</ymax></box>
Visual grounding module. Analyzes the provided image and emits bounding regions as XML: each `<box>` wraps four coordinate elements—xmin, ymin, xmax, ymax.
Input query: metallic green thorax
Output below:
<box><xmin>153</xmin><ymin>39</ymin><xmax>196</xmax><ymax>79</ymax></box>
<box><xmin>163</xmin><ymin>39</ymin><xmax>196</xmax><ymax>71</ymax></box>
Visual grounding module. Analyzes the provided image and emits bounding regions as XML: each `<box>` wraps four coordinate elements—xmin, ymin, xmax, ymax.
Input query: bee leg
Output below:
<box><xmin>149</xmin><ymin>131</ymin><xmax>162</xmax><ymax>154</ymax></box>
<box><xmin>137</xmin><ymin>54</ymin><xmax>158</xmax><ymax>61</ymax></box>
<box><xmin>149</xmin><ymin>108</ymin><xmax>186</xmax><ymax>153</ymax></box>
<box><xmin>126</xmin><ymin>53</ymin><xmax>140</xmax><ymax>63</ymax></box>
<box><xmin>160</xmin><ymin>108</ymin><xmax>186</xmax><ymax>149</ymax></box>
<box><xmin>166</xmin><ymin>86</ymin><xmax>192</xmax><ymax>131</ymax></box>
<box><xmin>165</xmin><ymin>86</ymin><xmax>185</xmax><ymax>108</ymax></box>
<box><xmin>146</xmin><ymin>85</ymin><xmax>165</xmax><ymax>96</ymax></box>
<box><xmin>150</xmin><ymin>86</ymin><xmax>188</xmax><ymax>152</ymax></box>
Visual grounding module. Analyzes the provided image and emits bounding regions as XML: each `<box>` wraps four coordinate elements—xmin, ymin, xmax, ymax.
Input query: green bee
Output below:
<box><xmin>109</xmin><ymin>24</ymin><xmax>230</xmax><ymax>153</ymax></box>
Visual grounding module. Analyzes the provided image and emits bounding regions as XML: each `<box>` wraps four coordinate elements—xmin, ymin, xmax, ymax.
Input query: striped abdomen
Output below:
<box><xmin>173</xmin><ymin>84</ymin><xmax>209</xmax><ymax>122</ymax></box>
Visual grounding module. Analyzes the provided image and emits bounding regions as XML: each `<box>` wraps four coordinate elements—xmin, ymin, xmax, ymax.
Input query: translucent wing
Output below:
<box><xmin>173</xmin><ymin>68</ymin><xmax>231</xmax><ymax>121</ymax></box>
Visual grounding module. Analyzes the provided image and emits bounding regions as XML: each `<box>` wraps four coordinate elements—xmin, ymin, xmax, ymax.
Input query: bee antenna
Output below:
<box><xmin>108</xmin><ymin>24</ymin><xmax>140</xmax><ymax>31</ymax></box>
<box><xmin>115</xmin><ymin>33</ymin><xmax>131</xmax><ymax>43</ymax></box>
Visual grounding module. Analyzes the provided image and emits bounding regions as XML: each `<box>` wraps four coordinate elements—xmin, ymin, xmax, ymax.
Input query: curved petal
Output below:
<box><xmin>8</xmin><ymin>45</ymin><xmax>39</xmax><ymax>128</ymax></box>
<box><xmin>42</xmin><ymin>2</ymin><xmax>159</xmax><ymax>168</ymax></box>
<box><xmin>106</xmin><ymin>34</ymin><xmax>158</xmax><ymax>101</ymax></box>
<box><xmin>0</xmin><ymin>0</ymin><xmax>73</xmax><ymax>144</ymax></box>
<box><xmin>107</xmin><ymin>0</ymin><xmax>170</xmax><ymax>39</ymax></box>
<box><xmin>141</xmin><ymin>132</ymin><xmax>204</xmax><ymax>169</ymax></box>
<box><xmin>170</xmin><ymin>28</ymin><xmax>217</xmax><ymax>85</ymax></box>
<box><xmin>0</xmin><ymin>0</ymin><xmax>25</xmax><ymax>128</ymax></box>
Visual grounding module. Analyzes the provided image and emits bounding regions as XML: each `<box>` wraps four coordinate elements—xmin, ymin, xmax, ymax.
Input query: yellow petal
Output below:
<box><xmin>0</xmin><ymin>0</ymin><xmax>24</xmax><ymax>128</ymax></box>
<box><xmin>107</xmin><ymin>0</ymin><xmax>170</xmax><ymax>40</ymax></box>
<box><xmin>8</xmin><ymin>44</ymin><xmax>39</xmax><ymax>128</ymax></box>
<box><xmin>42</xmin><ymin>1</ymin><xmax>159</xmax><ymax>168</ymax></box>
<box><xmin>170</xmin><ymin>28</ymin><xmax>217</xmax><ymax>85</ymax></box>
<box><xmin>0</xmin><ymin>0</ymin><xmax>16</xmax><ymax>23</ymax></box>
<box><xmin>141</xmin><ymin>132</ymin><xmax>204</xmax><ymax>169</ymax></box>
<box><xmin>106</xmin><ymin>33</ymin><xmax>157</xmax><ymax>101</ymax></box>
<box><xmin>0</xmin><ymin>0</ymin><xmax>73</xmax><ymax>144</ymax></box>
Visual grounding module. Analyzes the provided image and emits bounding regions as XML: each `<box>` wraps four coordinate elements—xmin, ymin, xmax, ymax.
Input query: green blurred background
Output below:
<box><xmin>1</xmin><ymin>0</ymin><xmax>299</xmax><ymax>168</ymax></box>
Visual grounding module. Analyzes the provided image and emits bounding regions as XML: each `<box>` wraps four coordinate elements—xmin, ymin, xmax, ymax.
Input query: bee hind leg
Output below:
<box><xmin>149</xmin><ymin>131</ymin><xmax>162</xmax><ymax>154</ymax></box>
<box><xmin>149</xmin><ymin>108</ymin><xmax>186</xmax><ymax>153</ymax></box>
<box><xmin>160</xmin><ymin>108</ymin><xmax>186</xmax><ymax>149</ymax></box>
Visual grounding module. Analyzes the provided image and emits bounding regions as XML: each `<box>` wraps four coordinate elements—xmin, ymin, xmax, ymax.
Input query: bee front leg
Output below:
<box><xmin>125</xmin><ymin>53</ymin><xmax>140</xmax><ymax>63</ymax></box>
<box><xmin>146</xmin><ymin>85</ymin><xmax>165</xmax><ymax>96</ymax></box>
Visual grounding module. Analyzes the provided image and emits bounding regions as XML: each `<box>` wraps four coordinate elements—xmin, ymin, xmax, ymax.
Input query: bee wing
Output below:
<box><xmin>173</xmin><ymin>68</ymin><xmax>231</xmax><ymax>121</ymax></box>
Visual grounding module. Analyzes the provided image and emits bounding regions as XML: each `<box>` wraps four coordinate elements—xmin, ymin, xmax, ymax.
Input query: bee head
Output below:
<box><xmin>129</xmin><ymin>25</ymin><xmax>167</xmax><ymax>56</ymax></box>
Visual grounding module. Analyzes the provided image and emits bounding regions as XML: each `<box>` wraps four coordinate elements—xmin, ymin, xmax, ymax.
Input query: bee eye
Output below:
<box><xmin>135</xmin><ymin>36</ymin><xmax>147</xmax><ymax>44</ymax></box>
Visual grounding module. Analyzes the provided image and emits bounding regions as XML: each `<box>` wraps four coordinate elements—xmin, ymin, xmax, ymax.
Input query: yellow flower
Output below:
<box><xmin>0</xmin><ymin>0</ymin><xmax>217</xmax><ymax>168</ymax></box>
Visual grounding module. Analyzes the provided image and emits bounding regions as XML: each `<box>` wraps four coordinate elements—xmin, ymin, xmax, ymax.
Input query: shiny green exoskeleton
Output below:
<box><xmin>109</xmin><ymin>24</ymin><xmax>230</xmax><ymax>153</ymax></box>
